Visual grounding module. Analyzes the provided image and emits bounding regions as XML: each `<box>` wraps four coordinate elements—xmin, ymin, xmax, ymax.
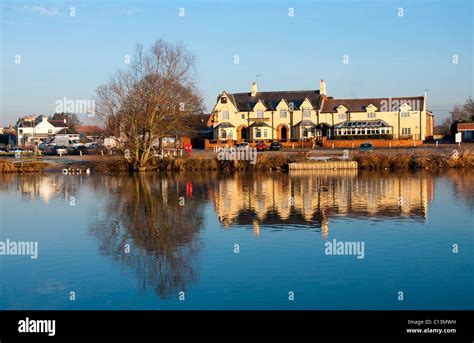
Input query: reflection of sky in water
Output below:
<box><xmin>0</xmin><ymin>171</ymin><xmax>472</xmax><ymax>310</ymax></box>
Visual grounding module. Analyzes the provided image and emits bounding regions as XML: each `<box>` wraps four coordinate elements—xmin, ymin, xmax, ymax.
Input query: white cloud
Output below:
<box><xmin>30</xmin><ymin>6</ymin><xmax>62</xmax><ymax>16</ymax></box>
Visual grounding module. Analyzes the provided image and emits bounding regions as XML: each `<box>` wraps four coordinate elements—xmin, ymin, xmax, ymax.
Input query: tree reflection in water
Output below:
<box><xmin>89</xmin><ymin>173</ymin><xmax>205</xmax><ymax>299</ymax></box>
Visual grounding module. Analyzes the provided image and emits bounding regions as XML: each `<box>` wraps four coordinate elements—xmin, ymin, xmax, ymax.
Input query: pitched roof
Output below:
<box><xmin>322</xmin><ymin>96</ymin><xmax>424</xmax><ymax>112</ymax></box>
<box><xmin>17</xmin><ymin>116</ymin><xmax>67</xmax><ymax>128</ymax></box>
<box><xmin>55</xmin><ymin>128</ymin><xmax>75</xmax><ymax>134</ymax></box>
<box><xmin>76</xmin><ymin>125</ymin><xmax>104</xmax><ymax>135</ymax></box>
<box><xmin>48</xmin><ymin>120</ymin><xmax>67</xmax><ymax>127</ymax></box>
<box><xmin>18</xmin><ymin>120</ymin><xmax>36</xmax><ymax>127</ymax></box>
<box><xmin>225</xmin><ymin>90</ymin><xmax>322</xmax><ymax>112</ymax></box>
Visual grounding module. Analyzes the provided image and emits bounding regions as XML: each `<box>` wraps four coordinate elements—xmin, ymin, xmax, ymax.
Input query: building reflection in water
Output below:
<box><xmin>1</xmin><ymin>170</ymin><xmax>461</xmax><ymax>298</ymax></box>
<box><xmin>211</xmin><ymin>170</ymin><xmax>435</xmax><ymax>239</ymax></box>
<box><xmin>0</xmin><ymin>173</ymin><xmax>80</xmax><ymax>204</ymax></box>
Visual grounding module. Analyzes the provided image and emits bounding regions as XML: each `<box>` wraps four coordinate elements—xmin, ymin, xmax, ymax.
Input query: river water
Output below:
<box><xmin>0</xmin><ymin>170</ymin><xmax>472</xmax><ymax>309</ymax></box>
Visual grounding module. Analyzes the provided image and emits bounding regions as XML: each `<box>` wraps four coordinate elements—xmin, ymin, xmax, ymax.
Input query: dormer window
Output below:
<box><xmin>256</xmin><ymin>110</ymin><xmax>264</xmax><ymax>118</ymax></box>
<box><xmin>222</xmin><ymin>110</ymin><xmax>229</xmax><ymax>119</ymax></box>
<box><xmin>303</xmin><ymin>109</ymin><xmax>310</xmax><ymax>117</ymax></box>
<box><xmin>221</xmin><ymin>96</ymin><xmax>227</xmax><ymax>104</ymax></box>
<box><xmin>401</xmin><ymin>112</ymin><xmax>409</xmax><ymax>118</ymax></box>
<box><xmin>366</xmin><ymin>104</ymin><xmax>377</xmax><ymax>118</ymax></box>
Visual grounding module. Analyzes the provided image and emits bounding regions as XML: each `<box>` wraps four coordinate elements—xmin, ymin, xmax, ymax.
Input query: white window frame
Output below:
<box><xmin>401</xmin><ymin>111</ymin><xmax>409</xmax><ymax>118</ymax></box>
<box><xmin>338</xmin><ymin>113</ymin><xmax>347</xmax><ymax>120</ymax></box>
<box><xmin>280</xmin><ymin>109</ymin><xmax>287</xmax><ymax>118</ymax></box>
<box><xmin>303</xmin><ymin>109</ymin><xmax>310</xmax><ymax>118</ymax></box>
<box><xmin>256</xmin><ymin>110</ymin><xmax>264</xmax><ymax>118</ymax></box>
<box><xmin>222</xmin><ymin>111</ymin><xmax>229</xmax><ymax>120</ymax></box>
<box><xmin>401</xmin><ymin>128</ymin><xmax>411</xmax><ymax>135</ymax></box>
<box><xmin>255</xmin><ymin>128</ymin><xmax>262</xmax><ymax>138</ymax></box>
<box><xmin>367</xmin><ymin>112</ymin><xmax>376</xmax><ymax>119</ymax></box>
<box><xmin>303</xmin><ymin>128</ymin><xmax>309</xmax><ymax>138</ymax></box>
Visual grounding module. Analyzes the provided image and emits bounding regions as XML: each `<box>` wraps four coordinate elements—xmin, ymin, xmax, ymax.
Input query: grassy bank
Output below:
<box><xmin>1</xmin><ymin>150</ymin><xmax>472</xmax><ymax>173</ymax></box>
<box><xmin>354</xmin><ymin>151</ymin><xmax>473</xmax><ymax>170</ymax></box>
<box><xmin>0</xmin><ymin>159</ymin><xmax>49</xmax><ymax>173</ymax></box>
<box><xmin>158</xmin><ymin>153</ymin><xmax>307</xmax><ymax>171</ymax></box>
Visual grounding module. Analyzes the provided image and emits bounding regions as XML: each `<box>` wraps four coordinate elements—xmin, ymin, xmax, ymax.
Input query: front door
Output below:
<box><xmin>240</xmin><ymin>127</ymin><xmax>248</xmax><ymax>142</ymax></box>
<box><xmin>281</xmin><ymin>126</ymin><xmax>287</xmax><ymax>141</ymax></box>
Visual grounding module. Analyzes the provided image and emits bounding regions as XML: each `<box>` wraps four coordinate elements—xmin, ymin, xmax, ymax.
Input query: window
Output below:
<box><xmin>303</xmin><ymin>109</ymin><xmax>310</xmax><ymax>117</ymax></box>
<box><xmin>338</xmin><ymin>113</ymin><xmax>347</xmax><ymax>120</ymax></box>
<box><xmin>402</xmin><ymin>128</ymin><xmax>411</xmax><ymax>135</ymax></box>
<box><xmin>241</xmin><ymin>114</ymin><xmax>245</xmax><ymax>119</ymax></box>
<box><xmin>263</xmin><ymin>129</ymin><xmax>268</xmax><ymax>137</ymax></box>
<box><xmin>401</xmin><ymin>112</ymin><xmax>409</xmax><ymax>118</ymax></box>
<box><xmin>303</xmin><ymin>128</ymin><xmax>309</xmax><ymax>138</ymax></box>
<box><xmin>221</xmin><ymin>129</ymin><xmax>227</xmax><ymax>139</ymax></box>
<box><xmin>257</xmin><ymin>110</ymin><xmax>264</xmax><ymax>118</ymax></box>
<box><xmin>48</xmin><ymin>130</ymin><xmax>53</xmax><ymax>134</ymax></box>
<box><xmin>19</xmin><ymin>129</ymin><xmax>23</xmax><ymax>134</ymax></box>
<box><xmin>367</xmin><ymin>112</ymin><xmax>376</xmax><ymax>119</ymax></box>
<box><xmin>255</xmin><ymin>129</ymin><xmax>262</xmax><ymax>138</ymax></box>
<box><xmin>221</xmin><ymin>97</ymin><xmax>227</xmax><ymax>104</ymax></box>
<box><xmin>222</xmin><ymin>111</ymin><xmax>229</xmax><ymax>120</ymax></box>
<box><xmin>280</xmin><ymin>110</ymin><xmax>287</xmax><ymax>118</ymax></box>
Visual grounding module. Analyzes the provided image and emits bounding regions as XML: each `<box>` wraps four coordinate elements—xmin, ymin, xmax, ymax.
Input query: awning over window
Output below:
<box><xmin>250</xmin><ymin>122</ymin><xmax>272</xmax><ymax>128</ymax></box>
<box><xmin>294</xmin><ymin>120</ymin><xmax>317</xmax><ymax>127</ymax></box>
<box><xmin>215</xmin><ymin>122</ymin><xmax>235</xmax><ymax>128</ymax></box>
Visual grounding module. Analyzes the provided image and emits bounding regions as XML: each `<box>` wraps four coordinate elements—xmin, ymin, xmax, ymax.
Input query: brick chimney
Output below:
<box><xmin>251</xmin><ymin>82</ymin><xmax>258</xmax><ymax>97</ymax></box>
<box><xmin>320</xmin><ymin>79</ymin><xmax>326</xmax><ymax>95</ymax></box>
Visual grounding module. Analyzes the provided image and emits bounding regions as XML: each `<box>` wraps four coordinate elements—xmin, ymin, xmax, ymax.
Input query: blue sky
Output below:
<box><xmin>0</xmin><ymin>0</ymin><xmax>472</xmax><ymax>126</ymax></box>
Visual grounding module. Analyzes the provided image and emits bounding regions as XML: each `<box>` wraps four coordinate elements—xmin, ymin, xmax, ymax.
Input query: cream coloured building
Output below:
<box><xmin>210</xmin><ymin>80</ymin><xmax>433</xmax><ymax>143</ymax></box>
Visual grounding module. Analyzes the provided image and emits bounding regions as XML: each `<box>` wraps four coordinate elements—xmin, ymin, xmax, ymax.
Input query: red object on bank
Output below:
<box><xmin>186</xmin><ymin>181</ymin><xmax>193</xmax><ymax>197</ymax></box>
<box><xmin>185</xmin><ymin>144</ymin><xmax>192</xmax><ymax>156</ymax></box>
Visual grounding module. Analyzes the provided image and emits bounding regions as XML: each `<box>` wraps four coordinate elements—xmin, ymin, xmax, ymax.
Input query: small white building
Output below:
<box><xmin>17</xmin><ymin>116</ymin><xmax>68</xmax><ymax>146</ymax></box>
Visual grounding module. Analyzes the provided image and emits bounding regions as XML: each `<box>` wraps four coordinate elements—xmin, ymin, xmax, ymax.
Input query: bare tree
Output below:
<box><xmin>450</xmin><ymin>97</ymin><xmax>474</xmax><ymax>123</ymax></box>
<box><xmin>96</xmin><ymin>39</ymin><xmax>203</xmax><ymax>170</ymax></box>
<box><xmin>435</xmin><ymin>98</ymin><xmax>474</xmax><ymax>136</ymax></box>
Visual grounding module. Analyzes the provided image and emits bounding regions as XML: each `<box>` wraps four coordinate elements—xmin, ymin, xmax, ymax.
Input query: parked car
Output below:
<box><xmin>235</xmin><ymin>142</ymin><xmax>249</xmax><ymax>148</ymax></box>
<box><xmin>67</xmin><ymin>145</ymin><xmax>87</xmax><ymax>155</ymax></box>
<box><xmin>269</xmin><ymin>141</ymin><xmax>282</xmax><ymax>151</ymax></box>
<box><xmin>359</xmin><ymin>143</ymin><xmax>374</xmax><ymax>152</ymax></box>
<box><xmin>255</xmin><ymin>141</ymin><xmax>266</xmax><ymax>152</ymax></box>
<box><xmin>11</xmin><ymin>147</ymin><xmax>24</xmax><ymax>154</ymax></box>
<box><xmin>55</xmin><ymin>145</ymin><xmax>68</xmax><ymax>156</ymax></box>
<box><xmin>86</xmin><ymin>143</ymin><xmax>105</xmax><ymax>154</ymax></box>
